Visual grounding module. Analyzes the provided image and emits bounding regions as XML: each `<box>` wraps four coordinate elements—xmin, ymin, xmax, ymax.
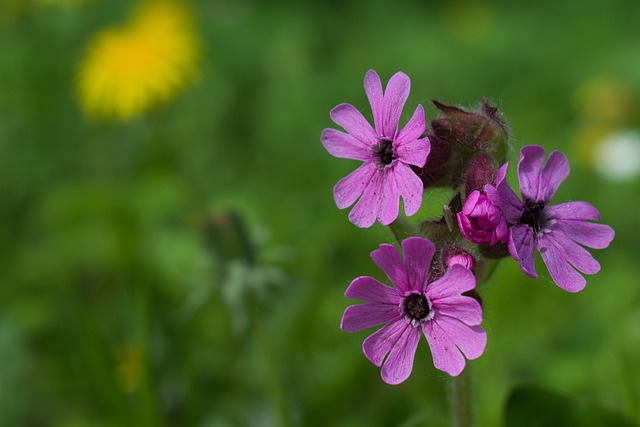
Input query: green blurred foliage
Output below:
<box><xmin>1</xmin><ymin>0</ymin><xmax>639</xmax><ymax>426</ymax></box>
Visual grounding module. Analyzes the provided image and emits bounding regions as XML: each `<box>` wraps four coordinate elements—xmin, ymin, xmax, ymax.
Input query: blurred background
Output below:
<box><xmin>1</xmin><ymin>0</ymin><xmax>639</xmax><ymax>426</ymax></box>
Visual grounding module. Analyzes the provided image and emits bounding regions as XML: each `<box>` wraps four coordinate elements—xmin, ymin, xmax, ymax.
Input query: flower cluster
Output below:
<box><xmin>321</xmin><ymin>70</ymin><xmax>613</xmax><ymax>384</ymax></box>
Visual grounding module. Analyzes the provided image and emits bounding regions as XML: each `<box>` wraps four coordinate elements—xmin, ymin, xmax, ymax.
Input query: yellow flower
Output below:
<box><xmin>77</xmin><ymin>0</ymin><xmax>200</xmax><ymax>120</ymax></box>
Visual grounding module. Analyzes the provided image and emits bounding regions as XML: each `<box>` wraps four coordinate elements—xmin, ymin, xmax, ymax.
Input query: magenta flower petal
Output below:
<box><xmin>380</xmin><ymin>326</ymin><xmax>421</xmax><ymax>385</ymax></box>
<box><xmin>362</xmin><ymin>317</ymin><xmax>407</xmax><ymax>367</ymax></box>
<box><xmin>370</xmin><ymin>243</ymin><xmax>410</xmax><ymax>293</ymax></box>
<box><xmin>402</xmin><ymin>237</ymin><xmax>436</xmax><ymax>292</ymax></box>
<box><xmin>554</xmin><ymin>220</ymin><xmax>614</xmax><ymax>249</ymax></box>
<box><xmin>333</xmin><ymin>163</ymin><xmax>376</xmax><ymax>209</ymax></box>
<box><xmin>508</xmin><ymin>224</ymin><xmax>537</xmax><ymax>278</ymax></box>
<box><xmin>344</xmin><ymin>276</ymin><xmax>401</xmax><ymax>304</ymax></box>
<box><xmin>422</xmin><ymin>320</ymin><xmax>466</xmax><ymax>376</ymax></box>
<box><xmin>341</xmin><ymin>238</ymin><xmax>486</xmax><ymax>383</ymax></box>
<box><xmin>395</xmin><ymin>136</ymin><xmax>430</xmax><ymax>167</ymax></box>
<box><xmin>486</xmin><ymin>163</ymin><xmax>522</xmax><ymax>223</ymax></box>
<box><xmin>329</xmin><ymin>103</ymin><xmax>377</xmax><ymax>144</ymax></box>
<box><xmin>323</xmin><ymin>71</ymin><xmax>430</xmax><ymax>227</ymax></box>
<box><xmin>393</xmin><ymin>162</ymin><xmax>424</xmax><ymax>216</ymax></box>
<box><xmin>364</xmin><ymin>70</ymin><xmax>384</xmax><ymax>135</ymax></box>
<box><xmin>546</xmin><ymin>201</ymin><xmax>601</xmax><ymax>221</ymax></box>
<box><xmin>348</xmin><ymin>171</ymin><xmax>383</xmax><ymax>228</ymax></box>
<box><xmin>517</xmin><ymin>145</ymin><xmax>546</xmax><ymax>201</ymax></box>
<box><xmin>426</xmin><ymin>265</ymin><xmax>476</xmax><ymax>300</ymax></box>
<box><xmin>489</xmin><ymin>145</ymin><xmax>613</xmax><ymax>291</ymax></box>
<box><xmin>539</xmin><ymin>233</ymin><xmax>601</xmax><ymax>275</ymax></box>
<box><xmin>396</xmin><ymin>104</ymin><xmax>427</xmax><ymax>147</ymax></box>
<box><xmin>539</xmin><ymin>150</ymin><xmax>570</xmax><ymax>201</ymax></box>
<box><xmin>537</xmin><ymin>235</ymin><xmax>586</xmax><ymax>292</ymax></box>
<box><xmin>458</xmin><ymin>190</ymin><xmax>508</xmax><ymax>245</ymax></box>
<box><xmin>341</xmin><ymin>304</ymin><xmax>400</xmax><ymax>333</ymax></box>
<box><xmin>381</xmin><ymin>71</ymin><xmax>411</xmax><ymax>138</ymax></box>
<box><xmin>320</xmin><ymin>128</ymin><xmax>370</xmax><ymax>161</ymax></box>
<box><xmin>432</xmin><ymin>315</ymin><xmax>487</xmax><ymax>360</ymax></box>
<box><xmin>431</xmin><ymin>296</ymin><xmax>482</xmax><ymax>326</ymax></box>
<box><xmin>377</xmin><ymin>171</ymin><xmax>400</xmax><ymax>226</ymax></box>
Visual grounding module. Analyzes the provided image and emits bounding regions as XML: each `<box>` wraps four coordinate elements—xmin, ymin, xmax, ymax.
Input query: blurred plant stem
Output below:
<box><xmin>248</xmin><ymin>297</ymin><xmax>291</xmax><ymax>427</ymax></box>
<box><xmin>388</xmin><ymin>218</ymin><xmax>416</xmax><ymax>245</ymax></box>
<box><xmin>452</xmin><ymin>367</ymin><xmax>472</xmax><ymax>427</ymax></box>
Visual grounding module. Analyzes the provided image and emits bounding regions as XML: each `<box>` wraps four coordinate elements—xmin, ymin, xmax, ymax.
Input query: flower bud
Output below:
<box><xmin>441</xmin><ymin>245</ymin><xmax>476</xmax><ymax>271</ymax></box>
<box><xmin>457</xmin><ymin>190</ymin><xmax>508</xmax><ymax>245</ymax></box>
<box><xmin>465</xmin><ymin>153</ymin><xmax>498</xmax><ymax>195</ymax></box>
<box><xmin>411</xmin><ymin>133</ymin><xmax>453</xmax><ymax>188</ymax></box>
<box><xmin>431</xmin><ymin>99</ymin><xmax>508</xmax><ymax>161</ymax></box>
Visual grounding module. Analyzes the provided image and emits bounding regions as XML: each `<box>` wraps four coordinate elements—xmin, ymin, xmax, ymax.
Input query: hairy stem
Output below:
<box><xmin>452</xmin><ymin>367</ymin><xmax>473</xmax><ymax>427</ymax></box>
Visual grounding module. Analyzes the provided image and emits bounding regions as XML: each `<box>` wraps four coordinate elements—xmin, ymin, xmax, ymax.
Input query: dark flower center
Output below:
<box><xmin>520</xmin><ymin>199</ymin><xmax>546</xmax><ymax>233</ymax></box>
<box><xmin>372</xmin><ymin>139</ymin><xmax>396</xmax><ymax>167</ymax></box>
<box><xmin>403</xmin><ymin>293</ymin><xmax>430</xmax><ymax>322</ymax></box>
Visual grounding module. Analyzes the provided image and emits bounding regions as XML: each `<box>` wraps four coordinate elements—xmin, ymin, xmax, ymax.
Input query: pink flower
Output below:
<box><xmin>340</xmin><ymin>237</ymin><xmax>486</xmax><ymax>383</ymax></box>
<box><xmin>486</xmin><ymin>145</ymin><xmax>615</xmax><ymax>292</ymax></box>
<box><xmin>321</xmin><ymin>70</ymin><xmax>430</xmax><ymax>228</ymax></box>
<box><xmin>457</xmin><ymin>190</ymin><xmax>508</xmax><ymax>245</ymax></box>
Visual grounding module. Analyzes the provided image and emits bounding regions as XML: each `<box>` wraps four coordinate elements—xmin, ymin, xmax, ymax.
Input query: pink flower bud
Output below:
<box><xmin>441</xmin><ymin>245</ymin><xmax>476</xmax><ymax>271</ymax></box>
<box><xmin>457</xmin><ymin>190</ymin><xmax>508</xmax><ymax>245</ymax></box>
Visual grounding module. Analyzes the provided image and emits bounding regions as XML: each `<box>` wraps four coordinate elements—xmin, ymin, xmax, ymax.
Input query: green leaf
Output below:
<box><xmin>505</xmin><ymin>384</ymin><xmax>639</xmax><ymax>427</ymax></box>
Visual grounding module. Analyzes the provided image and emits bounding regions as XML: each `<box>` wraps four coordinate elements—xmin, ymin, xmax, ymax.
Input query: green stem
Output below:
<box><xmin>452</xmin><ymin>367</ymin><xmax>473</xmax><ymax>427</ymax></box>
<box><xmin>249</xmin><ymin>300</ymin><xmax>291</xmax><ymax>427</ymax></box>
<box><xmin>387</xmin><ymin>217</ymin><xmax>416</xmax><ymax>245</ymax></box>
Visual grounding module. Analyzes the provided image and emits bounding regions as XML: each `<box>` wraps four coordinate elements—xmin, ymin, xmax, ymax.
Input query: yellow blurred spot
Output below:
<box><xmin>77</xmin><ymin>0</ymin><xmax>201</xmax><ymax>121</ymax></box>
<box><xmin>443</xmin><ymin>0</ymin><xmax>493</xmax><ymax>43</ymax></box>
<box><xmin>114</xmin><ymin>342</ymin><xmax>143</xmax><ymax>393</ymax></box>
<box><xmin>572</xmin><ymin>76</ymin><xmax>632</xmax><ymax>124</ymax></box>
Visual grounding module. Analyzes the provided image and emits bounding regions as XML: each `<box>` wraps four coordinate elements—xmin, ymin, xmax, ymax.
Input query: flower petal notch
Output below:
<box><xmin>340</xmin><ymin>237</ymin><xmax>487</xmax><ymax>383</ymax></box>
<box><xmin>486</xmin><ymin>145</ymin><xmax>615</xmax><ymax>292</ymax></box>
<box><xmin>321</xmin><ymin>70</ymin><xmax>431</xmax><ymax>228</ymax></box>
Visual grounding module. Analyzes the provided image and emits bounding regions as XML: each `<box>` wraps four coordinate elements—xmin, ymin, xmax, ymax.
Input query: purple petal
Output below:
<box><xmin>320</xmin><ymin>128</ymin><xmax>370</xmax><ymax>161</ymax></box>
<box><xmin>546</xmin><ymin>201</ymin><xmax>601</xmax><ymax>221</ymax></box>
<box><xmin>333</xmin><ymin>163</ymin><xmax>376</xmax><ymax>209</ymax></box>
<box><xmin>554</xmin><ymin>220</ymin><xmax>614</xmax><ymax>249</ymax></box>
<box><xmin>508</xmin><ymin>224</ymin><xmax>537</xmax><ymax>278</ymax></box>
<box><xmin>395</xmin><ymin>136</ymin><xmax>430</xmax><ymax>168</ymax></box>
<box><xmin>344</xmin><ymin>276</ymin><xmax>402</xmax><ymax>304</ymax></box>
<box><xmin>330</xmin><ymin>103</ymin><xmax>376</xmax><ymax>144</ymax></box>
<box><xmin>380</xmin><ymin>326</ymin><xmax>421</xmax><ymax>385</ymax></box>
<box><xmin>377</xmin><ymin>169</ymin><xmax>400</xmax><ymax>226</ymax></box>
<box><xmin>381</xmin><ymin>72</ymin><xmax>410</xmax><ymax>139</ymax></box>
<box><xmin>432</xmin><ymin>315</ymin><xmax>486</xmax><ymax>360</ymax></box>
<box><xmin>536</xmin><ymin>234</ymin><xmax>586</xmax><ymax>292</ymax></box>
<box><xmin>364</xmin><ymin>70</ymin><xmax>384</xmax><ymax>136</ymax></box>
<box><xmin>538</xmin><ymin>233</ymin><xmax>600</xmax><ymax>275</ymax></box>
<box><xmin>486</xmin><ymin>163</ymin><xmax>523</xmax><ymax>223</ymax></box>
<box><xmin>539</xmin><ymin>150</ymin><xmax>569</xmax><ymax>201</ymax></box>
<box><xmin>348</xmin><ymin>170</ymin><xmax>383</xmax><ymax>228</ymax></box>
<box><xmin>517</xmin><ymin>145</ymin><xmax>545</xmax><ymax>201</ymax></box>
<box><xmin>401</xmin><ymin>237</ymin><xmax>436</xmax><ymax>293</ymax></box>
<box><xmin>427</xmin><ymin>265</ymin><xmax>476</xmax><ymax>301</ymax></box>
<box><xmin>370</xmin><ymin>244</ymin><xmax>410</xmax><ymax>293</ymax></box>
<box><xmin>341</xmin><ymin>304</ymin><xmax>399</xmax><ymax>333</ymax></box>
<box><xmin>395</xmin><ymin>104</ymin><xmax>426</xmax><ymax>147</ymax></box>
<box><xmin>422</xmin><ymin>320</ymin><xmax>466</xmax><ymax>376</ymax></box>
<box><xmin>362</xmin><ymin>317</ymin><xmax>406</xmax><ymax>366</ymax></box>
<box><xmin>431</xmin><ymin>295</ymin><xmax>482</xmax><ymax>326</ymax></box>
<box><xmin>392</xmin><ymin>162</ymin><xmax>424</xmax><ymax>217</ymax></box>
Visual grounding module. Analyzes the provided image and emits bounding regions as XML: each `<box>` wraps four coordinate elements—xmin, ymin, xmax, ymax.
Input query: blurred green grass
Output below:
<box><xmin>1</xmin><ymin>0</ymin><xmax>640</xmax><ymax>426</ymax></box>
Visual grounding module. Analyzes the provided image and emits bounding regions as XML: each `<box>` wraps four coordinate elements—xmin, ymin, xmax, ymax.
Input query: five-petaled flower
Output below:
<box><xmin>340</xmin><ymin>237</ymin><xmax>487</xmax><ymax>384</ymax></box>
<box><xmin>321</xmin><ymin>70</ymin><xmax>431</xmax><ymax>228</ymax></box>
<box><xmin>485</xmin><ymin>145</ymin><xmax>615</xmax><ymax>292</ymax></box>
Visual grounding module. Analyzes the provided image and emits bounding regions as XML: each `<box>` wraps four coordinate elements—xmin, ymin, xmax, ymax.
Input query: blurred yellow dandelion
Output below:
<box><xmin>77</xmin><ymin>0</ymin><xmax>200</xmax><ymax>120</ymax></box>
